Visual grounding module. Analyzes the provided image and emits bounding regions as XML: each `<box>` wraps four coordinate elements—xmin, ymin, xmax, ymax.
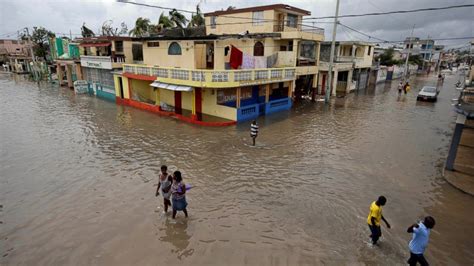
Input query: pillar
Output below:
<box><xmin>75</xmin><ymin>63</ymin><xmax>83</xmax><ymax>80</ymax></box>
<box><xmin>57</xmin><ymin>63</ymin><xmax>64</xmax><ymax>86</ymax></box>
<box><xmin>236</xmin><ymin>87</ymin><xmax>241</xmax><ymax>108</ymax></box>
<box><xmin>347</xmin><ymin>69</ymin><xmax>353</xmax><ymax>94</ymax></box>
<box><xmin>332</xmin><ymin>70</ymin><xmax>338</xmax><ymax>96</ymax></box>
<box><xmin>265</xmin><ymin>84</ymin><xmax>270</xmax><ymax>103</ymax></box>
<box><xmin>446</xmin><ymin>114</ymin><xmax>466</xmax><ymax>170</ymax></box>
<box><xmin>288</xmin><ymin>81</ymin><xmax>294</xmax><ymax>98</ymax></box>
<box><xmin>155</xmin><ymin>88</ymin><xmax>161</xmax><ymax>109</ymax></box>
<box><xmin>312</xmin><ymin>74</ymin><xmax>318</xmax><ymax>101</ymax></box>
<box><xmin>191</xmin><ymin>88</ymin><xmax>196</xmax><ymax>120</ymax></box>
<box><xmin>66</xmin><ymin>65</ymin><xmax>73</xmax><ymax>88</ymax></box>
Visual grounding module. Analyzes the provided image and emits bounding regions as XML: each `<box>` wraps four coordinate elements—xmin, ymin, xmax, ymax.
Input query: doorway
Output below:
<box><xmin>254</xmin><ymin>41</ymin><xmax>264</xmax><ymax>56</ymax></box>
<box><xmin>174</xmin><ymin>91</ymin><xmax>182</xmax><ymax>114</ymax></box>
<box><xmin>118</xmin><ymin>77</ymin><xmax>124</xmax><ymax>98</ymax></box>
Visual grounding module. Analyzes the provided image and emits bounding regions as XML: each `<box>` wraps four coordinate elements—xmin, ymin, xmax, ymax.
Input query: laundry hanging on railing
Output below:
<box><xmin>230</xmin><ymin>45</ymin><xmax>243</xmax><ymax>69</ymax></box>
<box><xmin>242</xmin><ymin>54</ymin><xmax>255</xmax><ymax>69</ymax></box>
<box><xmin>254</xmin><ymin>56</ymin><xmax>266</xmax><ymax>69</ymax></box>
<box><xmin>266</xmin><ymin>53</ymin><xmax>278</xmax><ymax>68</ymax></box>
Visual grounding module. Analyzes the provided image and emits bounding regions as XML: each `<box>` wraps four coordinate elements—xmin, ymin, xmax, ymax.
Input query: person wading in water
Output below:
<box><xmin>367</xmin><ymin>196</ymin><xmax>391</xmax><ymax>245</ymax></box>
<box><xmin>250</xmin><ymin>120</ymin><xmax>258</xmax><ymax>146</ymax></box>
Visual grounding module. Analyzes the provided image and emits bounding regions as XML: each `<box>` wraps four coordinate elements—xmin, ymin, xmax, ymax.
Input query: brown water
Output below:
<box><xmin>1</xmin><ymin>72</ymin><xmax>473</xmax><ymax>265</ymax></box>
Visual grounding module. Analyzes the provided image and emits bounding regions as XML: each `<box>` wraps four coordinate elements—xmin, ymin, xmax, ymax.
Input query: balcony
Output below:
<box><xmin>122</xmin><ymin>64</ymin><xmax>297</xmax><ymax>88</ymax></box>
<box><xmin>80</xmin><ymin>55</ymin><xmax>125</xmax><ymax>69</ymax></box>
<box><xmin>273</xmin><ymin>24</ymin><xmax>324</xmax><ymax>41</ymax></box>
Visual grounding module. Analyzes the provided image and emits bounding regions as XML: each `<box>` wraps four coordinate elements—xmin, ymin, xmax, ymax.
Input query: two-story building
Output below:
<box><xmin>78</xmin><ymin>36</ymin><xmax>140</xmax><ymax>101</ymax></box>
<box><xmin>0</xmin><ymin>39</ymin><xmax>33</xmax><ymax>73</ymax></box>
<box><xmin>50</xmin><ymin>37</ymin><xmax>82</xmax><ymax>88</ymax></box>
<box><xmin>113</xmin><ymin>4</ymin><xmax>324</xmax><ymax>125</ymax></box>
<box><xmin>318</xmin><ymin>41</ymin><xmax>374</xmax><ymax>96</ymax></box>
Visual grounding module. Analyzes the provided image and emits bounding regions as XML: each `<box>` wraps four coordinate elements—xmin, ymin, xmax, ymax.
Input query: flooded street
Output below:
<box><xmin>1</xmin><ymin>72</ymin><xmax>473</xmax><ymax>265</ymax></box>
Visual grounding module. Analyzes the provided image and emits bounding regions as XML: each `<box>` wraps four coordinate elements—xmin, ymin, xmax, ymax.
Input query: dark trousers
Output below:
<box><xmin>407</xmin><ymin>252</ymin><xmax>429</xmax><ymax>266</ymax></box>
<box><xmin>368</xmin><ymin>224</ymin><xmax>381</xmax><ymax>244</ymax></box>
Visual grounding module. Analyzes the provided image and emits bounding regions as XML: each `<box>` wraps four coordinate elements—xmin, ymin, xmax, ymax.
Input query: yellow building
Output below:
<box><xmin>114</xmin><ymin>4</ymin><xmax>324</xmax><ymax>125</ymax></box>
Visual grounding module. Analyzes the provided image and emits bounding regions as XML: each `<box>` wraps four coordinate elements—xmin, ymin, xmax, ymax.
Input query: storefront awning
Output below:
<box><xmin>150</xmin><ymin>81</ymin><xmax>192</xmax><ymax>92</ymax></box>
<box><xmin>79</xmin><ymin>43</ymin><xmax>111</xmax><ymax>47</ymax></box>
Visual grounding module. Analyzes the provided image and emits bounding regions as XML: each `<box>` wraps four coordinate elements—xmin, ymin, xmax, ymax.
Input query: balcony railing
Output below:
<box><xmin>273</xmin><ymin>24</ymin><xmax>324</xmax><ymax>35</ymax></box>
<box><xmin>336</xmin><ymin>56</ymin><xmax>365</xmax><ymax>64</ymax></box>
<box><xmin>123</xmin><ymin>64</ymin><xmax>297</xmax><ymax>88</ymax></box>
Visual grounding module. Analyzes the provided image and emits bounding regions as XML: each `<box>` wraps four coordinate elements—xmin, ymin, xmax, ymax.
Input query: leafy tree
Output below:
<box><xmin>169</xmin><ymin>9</ymin><xmax>188</xmax><ymax>29</ymax></box>
<box><xmin>129</xmin><ymin>17</ymin><xmax>151</xmax><ymax>37</ymax></box>
<box><xmin>119</xmin><ymin>22</ymin><xmax>128</xmax><ymax>35</ymax></box>
<box><xmin>22</xmin><ymin>27</ymin><xmax>55</xmax><ymax>60</ymax></box>
<box><xmin>408</xmin><ymin>54</ymin><xmax>422</xmax><ymax>66</ymax></box>
<box><xmin>81</xmin><ymin>23</ymin><xmax>95</xmax><ymax>38</ymax></box>
<box><xmin>100</xmin><ymin>20</ymin><xmax>128</xmax><ymax>36</ymax></box>
<box><xmin>226</xmin><ymin>6</ymin><xmax>236</xmax><ymax>11</ymax></box>
<box><xmin>151</xmin><ymin>12</ymin><xmax>174</xmax><ymax>34</ymax></box>
<box><xmin>189</xmin><ymin>4</ymin><xmax>205</xmax><ymax>28</ymax></box>
<box><xmin>376</xmin><ymin>47</ymin><xmax>401</xmax><ymax>66</ymax></box>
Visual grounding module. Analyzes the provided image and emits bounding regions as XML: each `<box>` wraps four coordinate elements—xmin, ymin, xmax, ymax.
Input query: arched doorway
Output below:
<box><xmin>253</xmin><ymin>41</ymin><xmax>264</xmax><ymax>56</ymax></box>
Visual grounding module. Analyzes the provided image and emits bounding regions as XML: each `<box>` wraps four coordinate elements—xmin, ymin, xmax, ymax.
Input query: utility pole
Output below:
<box><xmin>403</xmin><ymin>24</ymin><xmax>415</xmax><ymax>81</ymax></box>
<box><xmin>325</xmin><ymin>0</ymin><xmax>340</xmax><ymax>103</ymax></box>
<box><xmin>24</xmin><ymin>27</ymin><xmax>35</xmax><ymax>62</ymax></box>
<box><xmin>69</xmin><ymin>30</ymin><xmax>72</xmax><ymax>40</ymax></box>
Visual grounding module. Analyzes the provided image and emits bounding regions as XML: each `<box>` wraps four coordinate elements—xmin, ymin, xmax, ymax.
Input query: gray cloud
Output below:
<box><xmin>0</xmin><ymin>0</ymin><xmax>472</xmax><ymax>48</ymax></box>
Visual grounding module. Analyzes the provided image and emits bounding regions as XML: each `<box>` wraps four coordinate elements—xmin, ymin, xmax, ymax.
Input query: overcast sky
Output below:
<box><xmin>0</xmin><ymin>0</ymin><xmax>473</xmax><ymax>49</ymax></box>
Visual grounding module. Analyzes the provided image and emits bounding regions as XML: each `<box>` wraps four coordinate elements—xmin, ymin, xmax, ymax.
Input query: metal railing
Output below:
<box><xmin>122</xmin><ymin>64</ymin><xmax>297</xmax><ymax>84</ymax></box>
<box><xmin>273</xmin><ymin>24</ymin><xmax>324</xmax><ymax>35</ymax></box>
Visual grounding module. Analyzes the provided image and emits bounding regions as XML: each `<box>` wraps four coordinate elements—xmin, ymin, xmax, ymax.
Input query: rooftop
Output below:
<box><xmin>204</xmin><ymin>4</ymin><xmax>311</xmax><ymax>17</ymax></box>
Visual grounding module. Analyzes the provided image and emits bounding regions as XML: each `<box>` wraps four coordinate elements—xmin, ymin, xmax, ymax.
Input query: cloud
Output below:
<box><xmin>0</xmin><ymin>0</ymin><xmax>472</xmax><ymax>48</ymax></box>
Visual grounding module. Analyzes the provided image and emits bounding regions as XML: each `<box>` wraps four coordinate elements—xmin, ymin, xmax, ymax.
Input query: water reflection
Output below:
<box><xmin>159</xmin><ymin>219</ymin><xmax>193</xmax><ymax>259</ymax></box>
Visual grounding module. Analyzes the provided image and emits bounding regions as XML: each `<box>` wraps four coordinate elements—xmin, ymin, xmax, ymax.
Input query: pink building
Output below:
<box><xmin>0</xmin><ymin>39</ymin><xmax>32</xmax><ymax>73</ymax></box>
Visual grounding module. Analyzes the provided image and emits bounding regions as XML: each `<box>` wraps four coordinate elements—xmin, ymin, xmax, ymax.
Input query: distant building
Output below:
<box><xmin>318</xmin><ymin>41</ymin><xmax>374</xmax><ymax>95</ymax></box>
<box><xmin>0</xmin><ymin>39</ymin><xmax>33</xmax><ymax>73</ymax></box>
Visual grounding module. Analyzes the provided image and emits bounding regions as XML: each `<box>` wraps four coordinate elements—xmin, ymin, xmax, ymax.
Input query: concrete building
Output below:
<box><xmin>0</xmin><ymin>39</ymin><xmax>33</xmax><ymax>73</ymax></box>
<box><xmin>114</xmin><ymin>4</ymin><xmax>324</xmax><ymax>125</ymax></box>
<box><xmin>78</xmin><ymin>36</ymin><xmax>138</xmax><ymax>101</ymax></box>
<box><xmin>318</xmin><ymin>41</ymin><xmax>374</xmax><ymax>96</ymax></box>
<box><xmin>50</xmin><ymin>37</ymin><xmax>82</xmax><ymax>87</ymax></box>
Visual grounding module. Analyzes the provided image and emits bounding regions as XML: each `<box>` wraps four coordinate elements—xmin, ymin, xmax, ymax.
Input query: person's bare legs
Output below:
<box><xmin>172</xmin><ymin>210</ymin><xmax>177</xmax><ymax>219</ymax></box>
<box><xmin>183</xmin><ymin>209</ymin><xmax>188</xmax><ymax>218</ymax></box>
<box><xmin>164</xmin><ymin>199</ymin><xmax>170</xmax><ymax>212</ymax></box>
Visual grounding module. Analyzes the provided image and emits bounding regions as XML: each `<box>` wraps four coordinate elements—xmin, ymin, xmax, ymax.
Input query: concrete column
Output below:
<box><xmin>191</xmin><ymin>88</ymin><xmax>197</xmax><ymax>120</ymax></box>
<box><xmin>332</xmin><ymin>70</ymin><xmax>338</xmax><ymax>96</ymax></box>
<box><xmin>75</xmin><ymin>64</ymin><xmax>83</xmax><ymax>80</ymax></box>
<box><xmin>236</xmin><ymin>87</ymin><xmax>241</xmax><ymax>108</ymax></box>
<box><xmin>66</xmin><ymin>65</ymin><xmax>73</xmax><ymax>88</ymax></box>
<box><xmin>265</xmin><ymin>84</ymin><xmax>270</xmax><ymax>103</ymax></box>
<box><xmin>57</xmin><ymin>64</ymin><xmax>64</xmax><ymax>86</ymax></box>
<box><xmin>312</xmin><ymin>74</ymin><xmax>318</xmax><ymax>101</ymax></box>
<box><xmin>288</xmin><ymin>81</ymin><xmax>295</xmax><ymax>98</ymax></box>
<box><xmin>155</xmin><ymin>88</ymin><xmax>161</xmax><ymax>107</ymax></box>
<box><xmin>347</xmin><ymin>69</ymin><xmax>353</xmax><ymax>93</ymax></box>
<box><xmin>446</xmin><ymin>114</ymin><xmax>466</xmax><ymax>170</ymax></box>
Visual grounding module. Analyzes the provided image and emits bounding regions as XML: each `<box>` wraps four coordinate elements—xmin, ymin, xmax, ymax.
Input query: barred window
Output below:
<box><xmin>252</xmin><ymin>11</ymin><xmax>264</xmax><ymax>26</ymax></box>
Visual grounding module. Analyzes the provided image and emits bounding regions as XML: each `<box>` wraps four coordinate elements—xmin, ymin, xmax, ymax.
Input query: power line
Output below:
<box><xmin>338</xmin><ymin>23</ymin><xmax>388</xmax><ymax>42</ymax></box>
<box><xmin>303</xmin><ymin>4</ymin><xmax>474</xmax><ymax>20</ymax></box>
<box><xmin>367</xmin><ymin>36</ymin><xmax>474</xmax><ymax>44</ymax></box>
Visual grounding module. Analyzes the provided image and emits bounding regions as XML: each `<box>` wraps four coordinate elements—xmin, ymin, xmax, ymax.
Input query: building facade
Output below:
<box><xmin>0</xmin><ymin>39</ymin><xmax>33</xmax><ymax>73</ymax></box>
<box><xmin>318</xmin><ymin>41</ymin><xmax>374</xmax><ymax>96</ymax></box>
<box><xmin>78</xmin><ymin>36</ymin><xmax>138</xmax><ymax>101</ymax></box>
<box><xmin>114</xmin><ymin>4</ymin><xmax>324</xmax><ymax>125</ymax></box>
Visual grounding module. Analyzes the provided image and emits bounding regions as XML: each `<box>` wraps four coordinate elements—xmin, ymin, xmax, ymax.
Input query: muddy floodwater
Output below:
<box><xmin>1</xmin><ymin>72</ymin><xmax>473</xmax><ymax>265</ymax></box>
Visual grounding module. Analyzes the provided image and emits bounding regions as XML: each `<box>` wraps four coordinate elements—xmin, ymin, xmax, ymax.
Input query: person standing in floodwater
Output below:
<box><xmin>156</xmin><ymin>165</ymin><xmax>173</xmax><ymax>213</ymax></box>
<box><xmin>404</xmin><ymin>82</ymin><xmax>410</xmax><ymax>95</ymax></box>
<box><xmin>367</xmin><ymin>196</ymin><xmax>391</xmax><ymax>245</ymax></box>
<box><xmin>171</xmin><ymin>171</ymin><xmax>188</xmax><ymax>219</ymax></box>
<box><xmin>407</xmin><ymin>216</ymin><xmax>436</xmax><ymax>266</ymax></box>
<box><xmin>250</xmin><ymin>120</ymin><xmax>258</xmax><ymax>146</ymax></box>
<box><xmin>398</xmin><ymin>81</ymin><xmax>403</xmax><ymax>94</ymax></box>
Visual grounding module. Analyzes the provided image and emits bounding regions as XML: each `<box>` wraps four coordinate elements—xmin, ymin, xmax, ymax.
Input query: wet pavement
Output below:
<box><xmin>1</xmin><ymin>72</ymin><xmax>473</xmax><ymax>265</ymax></box>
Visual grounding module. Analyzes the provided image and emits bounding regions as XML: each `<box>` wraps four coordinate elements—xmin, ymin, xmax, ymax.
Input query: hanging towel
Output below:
<box><xmin>230</xmin><ymin>45</ymin><xmax>243</xmax><ymax>69</ymax></box>
<box><xmin>254</xmin><ymin>56</ymin><xmax>266</xmax><ymax>69</ymax></box>
<box><xmin>242</xmin><ymin>54</ymin><xmax>255</xmax><ymax>69</ymax></box>
<box><xmin>266</xmin><ymin>53</ymin><xmax>278</xmax><ymax>68</ymax></box>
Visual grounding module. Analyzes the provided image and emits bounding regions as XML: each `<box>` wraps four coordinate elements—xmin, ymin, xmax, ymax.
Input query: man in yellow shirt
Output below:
<box><xmin>367</xmin><ymin>196</ymin><xmax>391</xmax><ymax>245</ymax></box>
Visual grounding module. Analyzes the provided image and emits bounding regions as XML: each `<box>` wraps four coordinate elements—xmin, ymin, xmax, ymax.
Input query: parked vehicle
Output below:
<box><xmin>417</xmin><ymin>86</ymin><xmax>438</xmax><ymax>102</ymax></box>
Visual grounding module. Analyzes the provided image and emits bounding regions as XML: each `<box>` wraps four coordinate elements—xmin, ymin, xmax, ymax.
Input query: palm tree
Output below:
<box><xmin>81</xmin><ymin>23</ymin><xmax>95</xmax><ymax>38</ymax></box>
<box><xmin>129</xmin><ymin>17</ymin><xmax>151</xmax><ymax>37</ymax></box>
<box><xmin>189</xmin><ymin>4</ymin><xmax>205</xmax><ymax>28</ymax></box>
<box><xmin>157</xmin><ymin>12</ymin><xmax>174</xmax><ymax>32</ymax></box>
<box><xmin>169</xmin><ymin>9</ymin><xmax>188</xmax><ymax>29</ymax></box>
